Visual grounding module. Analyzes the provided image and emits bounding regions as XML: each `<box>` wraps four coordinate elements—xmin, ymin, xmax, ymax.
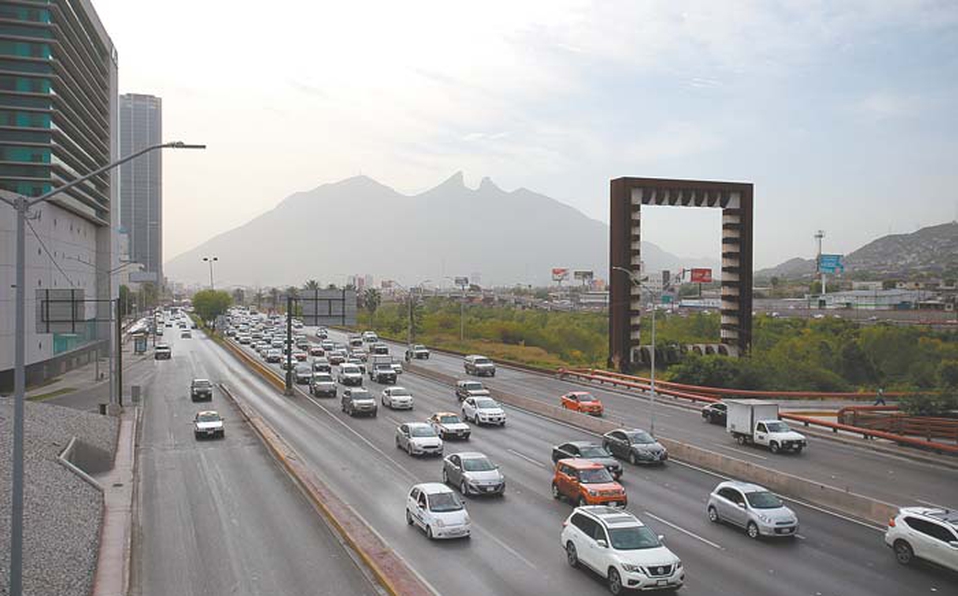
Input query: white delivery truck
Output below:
<box><xmin>726</xmin><ymin>399</ymin><xmax>807</xmax><ymax>454</ymax></box>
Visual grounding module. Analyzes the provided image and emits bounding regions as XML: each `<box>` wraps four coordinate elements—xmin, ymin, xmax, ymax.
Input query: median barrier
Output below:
<box><xmin>406</xmin><ymin>363</ymin><xmax>900</xmax><ymax>526</ymax></box>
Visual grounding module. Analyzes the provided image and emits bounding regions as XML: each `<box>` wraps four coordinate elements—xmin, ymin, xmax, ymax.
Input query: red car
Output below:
<box><xmin>561</xmin><ymin>391</ymin><xmax>604</xmax><ymax>416</ymax></box>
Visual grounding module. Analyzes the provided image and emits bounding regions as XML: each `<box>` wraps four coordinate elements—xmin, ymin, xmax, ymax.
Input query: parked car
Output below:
<box><xmin>341</xmin><ymin>387</ymin><xmax>377</xmax><ymax>417</ymax></box>
<box><xmin>405</xmin><ymin>344</ymin><xmax>430</xmax><ymax>360</ymax></box>
<box><xmin>405</xmin><ymin>483</ymin><xmax>470</xmax><ymax>540</ymax></box>
<box><xmin>154</xmin><ymin>344</ymin><xmax>172</xmax><ymax>360</ymax></box>
<box><xmin>193</xmin><ymin>410</ymin><xmax>225</xmax><ymax>439</ymax></box>
<box><xmin>382</xmin><ymin>386</ymin><xmax>414</xmax><ymax>410</ymax></box>
<box><xmin>561</xmin><ymin>506</ymin><xmax>684</xmax><ymax>594</ymax></box>
<box><xmin>337</xmin><ymin>363</ymin><xmax>364</xmax><ymax>386</ymax></box>
<box><xmin>293</xmin><ymin>363</ymin><xmax>313</xmax><ymax>385</ymax></box>
<box><xmin>396</xmin><ymin>422</ymin><xmax>443</xmax><ymax>456</ymax></box>
<box><xmin>552</xmin><ymin>442</ymin><xmax>622</xmax><ymax>479</ymax></box>
<box><xmin>561</xmin><ymin>391</ymin><xmax>604</xmax><ymax>416</ymax></box>
<box><xmin>602</xmin><ymin>429</ymin><xmax>668</xmax><ymax>466</ymax></box>
<box><xmin>460</xmin><ymin>396</ymin><xmax>506</xmax><ymax>426</ymax></box>
<box><xmin>190</xmin><ymin>378</ymin><xmax>213</xmax><ymax>402</ymax></box>
<box><xmin>552</xmin><ymin>459</ymin><xmax>627</xmax><ymax>508</ymax></box>
<box><xmin>701</xmin><ymin>402</ymin><xmax>728</xmax><ymax>425</ymax></box>
<box><xmin>885</xmin><ymin>507</ymin><xmax>958</xmax><ymax>572</ymax></box>
<box><xmin>443</xmin><ymin>452</ymin><xmax>505</xmax><ymax>497</ymax></box>
<box><xmin>309</xmin><ymin>372</ymin><xmax>337</xmax><ymax>397</ymax></box>
<box><xmin>464</xmin><ymin>354</ymin><xmax>496</xmax><ymax>377</ymax></box>
<box><xmin>707</xmin><ymin>481</ymin><xmax>798</xmax><ymax>539</ymax></box>
<box><xmin>428</xmin><ymin>412</ymin><xmax>471</xmax><ymax>440</ymax></box>
<box><xmin>455</xmin><ymin>380</ymin><xmax>490</xmax><ymax>402</ymax></box>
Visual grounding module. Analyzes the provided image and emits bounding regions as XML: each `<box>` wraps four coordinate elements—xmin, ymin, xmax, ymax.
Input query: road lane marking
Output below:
<box><xmin>915</xmin><ymin>498</ymin><xmax>948</xmax><ymax>509</ymax></box>
<box><xmin>507</xmin><ymin>448</ymin><xmax>547</xmax><ymax>468</ymax></box>
<box><xmin>712</xmin><ymin>443</ymin><xmax>768</xmax><ymax>460</ymax></box>
<box><xmin>643</xmin><ymin>511</ymin><xmax>725</xmax><ymax>551</ymax></box>
<box><xmin>472</xmin><ymin>524</ymin><xmax>537</xmax><ymax>569</ymax></box>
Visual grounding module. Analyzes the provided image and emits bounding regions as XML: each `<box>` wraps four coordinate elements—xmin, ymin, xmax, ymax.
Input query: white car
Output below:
<box><xmin>337</xmin><ymin>363</ymin><xmax>364</xmax><ymax>386</ymax></box>
<box><xmin>382</xmin><ymin>386</ymin><xmax>414</xmax><ymax>410</ymax></box>
<box><xmin>561</xmin><ymin>506</ymin><xmax>684</xmax><ymax>594</ymax></box>
<box><xmin>428</xmin><ymin>412</ymin><xmax>471</xmax><ymax>440</ymax></box>
<box><xmin>193</xmin><ymin>411</ymin><xmax>225</xmax><ymax>439</ymax></box>
<box><xmin>405</xmin><ymin>483</ymin><xmax>470</xmax><ymax>540</ymax></box>
<box><xmin>885</xmin><ymin>507</ymin><xmax>958</xmax><ymax>572</ymax></box>
<box><xmin>461</xmin><ymin>396</ymin><xmax>506</xmax><ymax>426</ymax></box>
<box><xmin>396</xmin><ymin>422</ymin><xmax>443</xmax><ymax>456</ymax></box>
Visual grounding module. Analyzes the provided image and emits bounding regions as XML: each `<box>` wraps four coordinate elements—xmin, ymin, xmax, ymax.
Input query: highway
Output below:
<box><xmin>128</xmin><ymin>328</ymin><xmax>379</xmax><ymax>596</ymax></box>
<box><xmin>219</xmin><ymin>325</ymin><xmax>958</xmax><ymax>596</ymax></box>
<box><xmin>339</xmin><ymin>330</ymin><xmax>958</xmax><ymax>509</ymax></box>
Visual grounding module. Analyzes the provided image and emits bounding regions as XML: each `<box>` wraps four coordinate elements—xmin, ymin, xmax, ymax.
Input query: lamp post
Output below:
<box><xmin>202</xmin><ymin>256</ymin><xmax>218</xmax><ymax>290</ymax></box>
<box><xmin>612</xmin><ymin>266</ymin><xmax>658</xmax><ymax>437</ymax></box>
<box><xmin>0</xmin><ymin>140</ymin><xmax>204</xmax><ymax>596</ymax></box>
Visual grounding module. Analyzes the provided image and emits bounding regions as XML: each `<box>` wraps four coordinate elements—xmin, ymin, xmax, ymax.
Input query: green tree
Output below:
<box><xmin>937</xmin><ymin>360</ymin><xmax>958</xmax><ymax>388</ymax></box>
<box><xmin>118</xmin><ymin>284</ymin><xmax>133</xmax><ymax>317</ymax></box>
<box><xmin>193</xmin><ymin>289</ymin><xmax>232</xmax><ymax>323</ymax></box>
<box><xmin>304</xmin><ymin>279</ymin><xmax>321</xmax><ymax>291</ymax></box>
<box><xmin>363</xmin><ymin>288</ymin><xmax>381</xmax><ymax>318</ymax></box>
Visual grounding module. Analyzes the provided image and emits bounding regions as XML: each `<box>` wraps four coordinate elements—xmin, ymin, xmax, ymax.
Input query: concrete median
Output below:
<box><xmin>405</xmin><ymin>363</ymin><xmax>899</xmax><ymax>526</ymax></box>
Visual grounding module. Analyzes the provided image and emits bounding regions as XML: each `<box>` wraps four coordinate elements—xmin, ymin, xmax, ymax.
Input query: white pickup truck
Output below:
<box><xmin>726</xmin><ymin>399</ymin><xmax>807</xmax><ymax>454</ymax></box>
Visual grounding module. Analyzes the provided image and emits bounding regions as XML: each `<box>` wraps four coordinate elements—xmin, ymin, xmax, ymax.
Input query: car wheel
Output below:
<box><xmin>426</xmin><ymin>526</ymin><xmax>434</xmax><ymax>540</ymax></box>
<box><xmin>707</xmin><ymin>506</ymin><xmax>719</xmax><ymax>523</ymax></box>
<box><xmin>460</xmin><ymin>480</ymin><xmax>470</xmax><ymax>496</ymax></box>
<box><xmin>795</xmin><ymin>446</ymin><xmax>804</xmax><ymax>454</ymax></box>
<box><xmin>770</xmin><ymin>442</ymin><xmax>780</xmax><ymax>454</ymax></box>
<box><xmin>607</xmin><ymin>568</ymin><xmax>623</xmax><ymax>595</ymax></box>
<box><xmin>551</xmin><ymin>483</ymin><xmax>561</xmax><ymax>500</ymax></box>
<box><xmin>894</xmin><ymin>540</ymin><xmax>914</xmax><ymax>565</ymax></box>
<box><xmin>736</xmin><ymin>434</ymin><xmax>747</xmax><ymax>446</ymax></box>
<box><xmin>406</xmin><ymin>509</ymin><xmax>413</xmax><ymax>525</ymax></box>
<box><xmin>747</xmin><ymin>522</ymin><xmax>760</xmax><ymax>539</ymax></box>
<box><xmin>565</xmin><ymin>542</ymin><xmax>579</xmax><ymax>568</ymax></box>
<box><xmin>406</xmin><ymin>443</ymin><xmax>412</xmax><ymax>455</ymax></box>
<box><xmin>629</xmin><ymin>452</ymin><xmax>637</xmax><ymax>465</ymax></box>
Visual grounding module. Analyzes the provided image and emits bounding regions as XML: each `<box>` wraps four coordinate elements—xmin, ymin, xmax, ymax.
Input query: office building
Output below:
<box><xmin>0</xmin><ymin>0</ymin><xmax>118</xmax><ymax>391</ymax></box>
<box><xmin>119</xmin><ymin>93</ymin><xmax>162</xmax><ymax>283</ymax></box>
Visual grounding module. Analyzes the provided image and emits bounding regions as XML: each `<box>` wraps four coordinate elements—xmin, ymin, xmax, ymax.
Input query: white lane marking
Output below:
<box><xmin>386</xmin><ymin>416</ymin><xmax>405</xmax><ymax>427</ymax></box>
<box><xmin>471</xmin><ymin>524</ymin><xmax>537</xmax><ymax>569</ymax></box>
<box><xmin>643</xmin><ymin>511</ymin><xmax>725</xmax><ymax>551</ymax></box>
<box><xmin>713</xmin><ymin>443</ymin><xmax>768</xmax><ymax>461</ymax></box>
<box><xmin>915</xmin><ymin>498</ymin><xmax>948</xmax><ymax>509</ymax></box>
<box><xmin>794</xmin><ymin>534</ymin><xmax>806</xmax><ymax>540</ymax></box>
<box><xmin>507</xmin><ymin>448</ymin><xmax>547</xmax><ymax>469</ymax></box>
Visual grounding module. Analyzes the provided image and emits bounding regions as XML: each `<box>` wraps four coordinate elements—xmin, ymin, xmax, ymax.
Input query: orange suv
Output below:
<box><xmin>561</xmin><ymin>391</ymin><xmax>604</xmax><ymax>416</ymax></box>
<box><xmin>551</xmin><ymin>459</ymin><xmax>627</xmax><ymax>507</ymax></box>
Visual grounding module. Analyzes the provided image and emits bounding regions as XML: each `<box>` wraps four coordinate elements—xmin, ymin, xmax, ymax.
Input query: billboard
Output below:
<box><xmin>690</xmin><ymin>268</ymin><xmax>713</xmax><ymax>283</ymax></box>
<box><xmin>36</xmin><ymin>288</ymin><xmax>88</xmax><ymax>333</ymax></box>
<box><xmin>573</xmin><ymin>270</ymin><xmax>594</xmax><ymax>282</ymax></box>
<box><xmin>552</xmin><ymin>268</ymin><xmax>569</xmax><ymax>282</ymax></box>
<box><xmin>818</xmin><ymin>254</ymin><xmax>845</xmax><ymax>274</ymax></box>
<box><xmin>299</xmin><ymin>288</ymin><xmax>357</xmax><ymax>326</ymax></box>
<box><xmin>454</xmin><ymin>276</ymin><xmax>469</xmax><ymax>287</ymax></box>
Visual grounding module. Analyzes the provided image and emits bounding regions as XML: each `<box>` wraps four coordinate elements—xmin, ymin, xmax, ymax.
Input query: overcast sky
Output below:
<box><xmin>96</xmin><ymin>0</ymin><xmax>958</xmax><ymax>269</ymax></box>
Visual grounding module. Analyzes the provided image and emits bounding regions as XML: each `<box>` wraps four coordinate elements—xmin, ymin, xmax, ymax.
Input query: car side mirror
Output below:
<box><xmin>657</xmin><ymin>534</ymin><xmax>664</xmax><ymax>542</ymax></box>
<box><xmin>737</xmin><ymin>502</ymin><xmax>746</xmax><ymax>508</ymax></box>
<box><xmin>596</xmin><ymin>540</ymin><xmax>608</xmax><ymax>548</ymax></box>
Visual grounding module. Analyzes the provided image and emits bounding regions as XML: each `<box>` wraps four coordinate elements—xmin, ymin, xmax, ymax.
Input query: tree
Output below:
<box><xmin>193</xmin><ymin>289</ymin><xmax>232</xmax><ymax>323</ymax></box>
<box><xmin>937</xmin><ymin>360</ymin><xmax>958</xmax><ymax>388</ymax></box>
<box><xmin>231</xmin><ymin>288</ymin><xmax>246</xmax><ymax>305</ymax></box>
<box><xmin>363</xmin><ymin>288</ymin><xmax>381</xmax><ymax>318</ymax></box>
<box><xmin>268</xmin><ymin>287</ymin><xmax>280</xmax><ymax>310</ymax></box>
<box><xmin>118</xmin><ymin>284</ymin><xmax>133</xmax><ymax>317</ymax></box>
<box><xmin>253</xmin><ymin>289</ymin><xmax>264</xmax><ymax>311</ymax></box>
<box><xmin>304</xmin><ymin>279</ymin><xmax>320</xmax><ymax>291</ymax></box>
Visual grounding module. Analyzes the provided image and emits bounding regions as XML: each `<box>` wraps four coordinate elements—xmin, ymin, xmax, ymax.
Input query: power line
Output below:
<box><xmin>25</xmin><ymin>216</ymin><xmax>75</xmax><ymax>287</ymax></box>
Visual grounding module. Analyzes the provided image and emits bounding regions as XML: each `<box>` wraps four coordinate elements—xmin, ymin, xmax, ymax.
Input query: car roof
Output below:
<box><xmin>197</xmin><ymin>410</ymin><xmax>220</xmax><ymax>417</ymax></box>
<box><xmin>414</xmin><ymin>482</ymin><xmax>453</xmax><ymax>495</ymax></box>
<box><xmin>558</xmin><ymin>458</ymin><xmax>605</xmax><ymax>470</ymax></box>
<box><xmin>564</xmin><ymin>440</ymin><xmax>601</xmax><ymax>448</ymax></box>
<box><xmin>900</xmin><ymin>507</ymin><xmax>958</xmax><ymax>525</ymax></box>
<box><xmin>454</xmin><ymin>451</ymin><xmax>488</xmax><ymax>460</ymax></box>
<box><xmin>717</xmin><ymin>480</ymin><xmax>767</xmax><ymax>493</ymax></box>
<box><xmin>432</xmin><ymin>412</ymin><xmax>459</xmax><ymax>418</ymax></box>
<box><xmin>406</xmin><ymin>421</ymin><xmax>431</xmax><ymax>429</ymax></box>
<box><xmin>567</xmin><ymin>391</ymin><xmax>594</xmax><ymax>397</ymax></box>
<box><xmin>386</xmin><ymin>386</ymin><xmax>408</xmax><ymax>392</ymax></box>
<box><xmin>576</xmin><ymin>506</ymin><xmax>644</xmax><ymax>527</ymax></box>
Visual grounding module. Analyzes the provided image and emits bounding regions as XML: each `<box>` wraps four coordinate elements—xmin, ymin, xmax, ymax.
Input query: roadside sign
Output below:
<box><xmin>818</xmin><ymin>254</ymin><xmax>844</xmax><ymax>274</ymax></box>
<box><xmin>552</xmin><ymin>268</ymin><xmax>569</xmax><ymax>282</ymax></box>
<box><xmin>690</xmin><ymin>268</ymin><xmax>712</xmax><ymax>283</ymax></box>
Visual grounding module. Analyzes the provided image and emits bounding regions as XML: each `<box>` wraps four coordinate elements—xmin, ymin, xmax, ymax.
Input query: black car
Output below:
<box><xmin>602</xmin><ymin>429</ymin><xmax>668</xmax><ymax>466</ymax></box>
<box><xmin>551</xmin><ymin>441</ymin><xmax>622</xmax><ymax>479</ymax></box>
<box><xmin>701</xmin><ymin>402</ymin><xmax>728</xmax><ymax>425</ymax></box>
<box><xmin>190</xmin><ymin>378</ymin><xmax>213</xmax><ymax>402</ymax></box>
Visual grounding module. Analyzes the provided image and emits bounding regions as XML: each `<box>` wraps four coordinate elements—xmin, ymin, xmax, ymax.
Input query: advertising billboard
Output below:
<box><xmin>690</xmin><ymin>268</ymin><xmax>713</xmax><ymax>283</ymax></box>
<box><xmin>552</xmin><ymin>268</ymin><xmax>569</xmax><ymax>282</ymax></box>
<box><xmin>818</xmin><ymin>254</ymin><xmax>844</xmax><ymax>274</ymax></box>
<box><xmin>573</xmin><ymin>270</ymin><xmax>594</xmax><ymax>282</ymax></box>
<box><xmin>454</xmin><ymin>276</ymin><xmax>469</xmax><ymax>287</ymax></box>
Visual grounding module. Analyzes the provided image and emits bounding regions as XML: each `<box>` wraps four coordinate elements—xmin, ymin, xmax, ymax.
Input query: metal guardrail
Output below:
<box><xmin>838</xmin><ymin>406</ymin><xmax>958</xmax><ymax>443</ymax></box>
<box><xmin>557</xmin><ymin>368</ymin><xmax>958</xmax><ymax>455</ymax></box>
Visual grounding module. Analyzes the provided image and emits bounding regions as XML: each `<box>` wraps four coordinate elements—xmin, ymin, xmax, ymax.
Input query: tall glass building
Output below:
<box><xmin>0</xmin><ymin>0</ymin><xmax>118</xmax><ymax>391</ymax></box>
<box><xmin>119</xmin><ymin>93</ymin><xmax>162</xmax><ymax>284</ymax></box>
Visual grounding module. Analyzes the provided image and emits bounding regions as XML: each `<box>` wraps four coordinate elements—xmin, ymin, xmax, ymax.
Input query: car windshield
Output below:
<box><xmin>196</xmin><ymin>413</ymin><xmax>221</xmax><ymax>423</ymax></box>
<box><xmin>765</xmin><ymin>421</ymin><xmax>790</xmax><ymax>433</ymax></box>
<box><xmin>349</xmin><ymin>391</ymin><xmax>372</xmax><ymax>400</ymax></box>
<box><xmin>475</xmin><ymin>398</ymin><xmax>498</xmax><ymax>409</ymax></box>
<box><xmin>625</xmin><ymin>431</ymin><xmax>655</xmax><ymax>444</ymax></box>
<box><xmin>745</xmin><ymin>491</ymin><xmax>783</xmax><ymax>509</ymax></box>
<box><xmin>342</xmin><ymin>366</ymin><xmax>359</xmax><ymax>374</ymax></box>
<box><xmin>314</xmin><ymin>374</ymin><xmax>333</xmax><ymax>382</ymax></box>
<box><xmin>390</xmin><ymin>388</ymin><xmax>410</xmax><ymax>396</ymax></box>
<box><xmin>439</xmin><ymin>415</ymin><xmax>460</xmax><ymax>424</ymax></box>
<box><xmin>193</xmin><ymin>380</ymin><xmax>211</xmax><ymax>388</ymax></box>
<box><xmin>608</xmin><ymin>526</ymin><xmax>661</xmax><ymax>550</ymax></box>
<box><xmin>414</xmin><ymin>345</ymin><xmax>425</xmax><ymax>350</ymax></box>
<box><xmin>427</xmin><ymin>492</ymin><xmax>463</xmax><ymax>512</ymax></box>
<box><xmin>474</xmin><ymin>358</ymin><xmax>492</xmax><ymax>365</ymax></box>
<box><xmin>295</xmin><ymin>365</ymin><xmax>310</xmax><ymax>373</ymax></box>
<box><xmin>578</xmin><ymin>445</ymin><xmax>611</xmax><ymax>458</ymax></box>
<box><xmin>463</xmin><ymin>382</ymin><xmax>483</xmax><ymax>391</ymax></box>
<box><xmin>409</xmin><ymin>426</ymin><xmax>436</xmax><ymax>438</ymax></box>
<box><xmin>577</xmin><ymin>393</ymin><xmax>596</xmax><ymax>402</ymax></box>
<box><xmin>579</xmin><ymin>467</ymin><xmax>614</xmax><ymax>484</ymax></box>
<box><xmin>462</xmin><ymin>457</ymin><xmax>495</xmax><ymax>472</ymax></box>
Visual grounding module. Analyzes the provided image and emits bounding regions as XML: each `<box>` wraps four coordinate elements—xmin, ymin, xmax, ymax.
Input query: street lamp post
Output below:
<box><xmin>202</xmin><ymin>256</ymin><xmax>218</xmax><ymax>290</ymax></box>
<box><xmin>0</xmin><ymin>140</ymin><xmax>204</xmax><ymax>596</ymax></box>
<box><xmin>612</xmin><ymin>266</ymin><xmax>658</xmax><ymax>437</ymax></box>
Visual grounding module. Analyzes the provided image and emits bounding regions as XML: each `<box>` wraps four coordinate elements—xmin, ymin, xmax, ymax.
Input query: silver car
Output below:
<box><xmin>442</xmin><ymin>452</ymin><xmax>505</xmax><ymax>497</ymax></box>
<box><xmin>707</xmin><ymin>481</ymin><xmax>798</xmax><ymax>539</ymax></box>
<box><xmin>396</xmin><ymin>422</ymin><xmax>443</xmax><ymax>457</ymax></box>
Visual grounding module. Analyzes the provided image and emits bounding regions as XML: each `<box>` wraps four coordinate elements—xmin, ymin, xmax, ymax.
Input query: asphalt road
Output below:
<box><xmin>129</xmin><ymin>329</ymin><xmax>379</xmax><ymax>596</ymax></box>
<box><xmin>339</xmin><ymin>330</ymin><xmax>958</xmax><ymax>508</ymax></box>
<box><xmin>220</xmin><ymin>327</ymin><xmax>958</xmax><ymax>596</ymax></box>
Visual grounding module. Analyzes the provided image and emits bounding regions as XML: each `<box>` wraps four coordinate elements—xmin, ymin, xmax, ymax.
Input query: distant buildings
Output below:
<box><xmin>0</xmin><ymin>0</ymin><xmax>118</xmax><ymax>391</ymax></box>
<box><xmin>119</xmin><ymin>93</ymin><xmax>163</xmax><ymax>285</ymax></box>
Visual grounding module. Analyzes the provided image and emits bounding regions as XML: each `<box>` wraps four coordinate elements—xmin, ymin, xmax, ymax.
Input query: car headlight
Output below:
<box><xmin>758</xmin><ymin>514</ymin><xmax>771</xmax><ymax>523</ymax></box>
<box><xmin>675</xmin><ymin>560</ymin><xmax>683</xmax><ymax>569</ymax></box>
<box><xmin>434</xmin><ymin>519</ymin><xmax>445</xmax><ymax>528</ymax></box>
<box><xmin>621</xmin><ymin>564</ymin><xmax>643</xmax><ymax>574</ymax></box>
<box><xmin>587</xmin><ymin>489</ymin><xmax>598</xmax><ymax>496</ymax></box>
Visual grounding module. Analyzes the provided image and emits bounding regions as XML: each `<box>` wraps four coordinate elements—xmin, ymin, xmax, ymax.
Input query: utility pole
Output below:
<box><xmin>815</xmin><ymin>230</ymin><xmax>826</xmax><ymax>305</ymax></box>
<box><xmin>285</xmin><ymin>294</ymin><xmax>293</xmax><ymax>396</ymax></box>
<box><xmin>115</xmin><ymin>298</ymin><xmax>123</xmax><ymax>407</ymax></box>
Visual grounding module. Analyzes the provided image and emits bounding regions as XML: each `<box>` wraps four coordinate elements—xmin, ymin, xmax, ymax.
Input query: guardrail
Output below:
<box><xmin>837</xmin><ymin>406</ymin><xmax>958</xmax><ymax>443</ymax></box>
<box><xmin>558</xmin><ymin>368</ymin><xmax>958</xmax><ymax>455</ymax></box>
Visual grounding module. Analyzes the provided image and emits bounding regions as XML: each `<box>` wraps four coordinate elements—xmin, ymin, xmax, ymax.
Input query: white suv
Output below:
<box><xmin>885</xmin><ymin>507</ymin><xmax>958</xmax><ymax>572</ymax></box>
<box><xmin>561</xmin><ymin>506</ymin><xmax>684</xmax><ymax>594</ymax></box>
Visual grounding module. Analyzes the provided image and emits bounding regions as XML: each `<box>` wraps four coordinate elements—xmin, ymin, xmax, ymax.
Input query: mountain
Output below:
<box><xmin>756</xmin><ymin>222</ymin><xmax>958</xmax><ymax>280</ymax></box>
<box><xmin>165</xmin><ymin>173</ymin><xmax>717</xmax><ymax>288</ymax></box>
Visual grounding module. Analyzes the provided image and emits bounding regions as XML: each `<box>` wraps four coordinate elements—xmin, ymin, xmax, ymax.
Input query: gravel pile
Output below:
<box><xmin>0</xmin><ymin>400</ymin><xmax>118</xmax><ymax>596</ymax></box>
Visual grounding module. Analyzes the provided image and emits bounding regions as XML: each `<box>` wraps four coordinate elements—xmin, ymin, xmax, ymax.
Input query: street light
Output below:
<box><xmin>0</xmin><ymin>140</ymin><xmax>204</xmax><ymax>596</ymax></box>
<box><xmin>202</xmin><ymin>256</ymin><xmax>218</xmax><ymax>290</ymax></box>
<box><xmin>612</xmin><ymin>266</ymin><xmax>659</xmax><ymax>437</ymax></box>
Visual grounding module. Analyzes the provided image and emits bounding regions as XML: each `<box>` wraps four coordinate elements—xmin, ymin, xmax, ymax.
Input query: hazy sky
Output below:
<box><xmin>96</xmin><ymin>0</ymin><xmax>958</xmax><ymax>269</ymax></box>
